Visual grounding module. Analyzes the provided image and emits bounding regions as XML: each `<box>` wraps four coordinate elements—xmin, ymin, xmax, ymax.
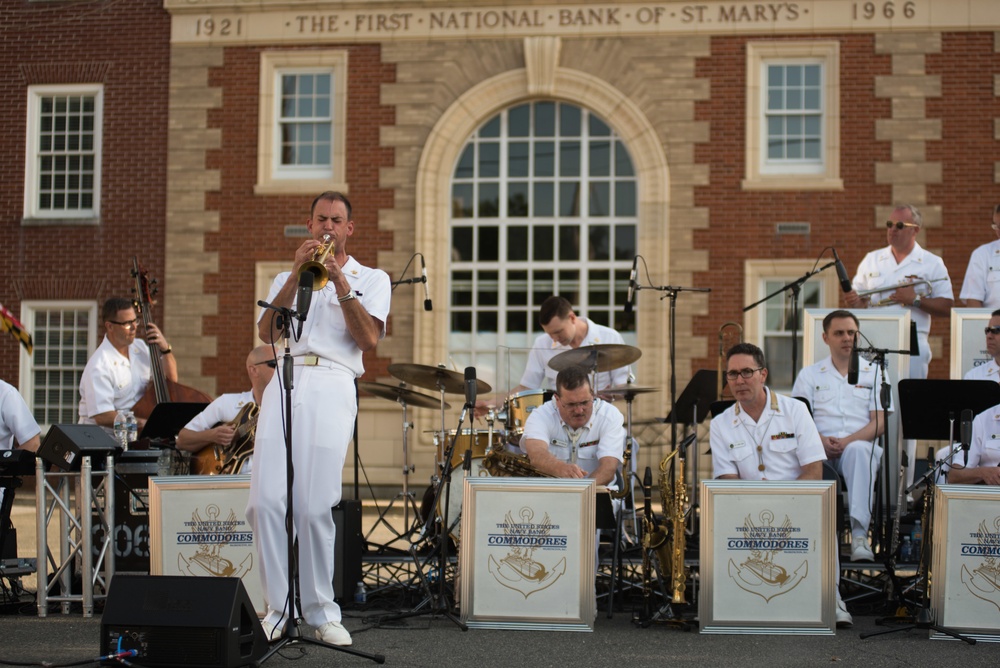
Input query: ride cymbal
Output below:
<box><xmin>548</xmin><ymin>344</ymin><xmax>642</xmax><ymax>373</ymax></box>
<box><xmin>387</xmin><ymin>362</ymin><xmax>492</xmax><ymax>395</ymax></box>
<box><xmin>359</xmin><ymin>381</ymin><xmax>446</xmax><ymax>410</ymax></box>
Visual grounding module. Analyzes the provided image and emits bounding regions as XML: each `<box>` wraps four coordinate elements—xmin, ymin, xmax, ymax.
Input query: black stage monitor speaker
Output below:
<box><xmin>100</xmin><ymin>575</ymin><xmax>266</xmax><ymax>668</ymax></box>
<box><xmin>37</xmin><ymin>424</ymin><xmax>118</xmax><ymax>471</ymax></box>
<box><xmin>333</xmin><ymin>499</ymin><xmax>362</xmax><ymax>602</ymax></box>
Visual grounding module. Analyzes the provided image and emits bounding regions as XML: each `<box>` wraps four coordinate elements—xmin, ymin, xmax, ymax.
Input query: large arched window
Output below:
<box><xmin>448</xmin><ymin>101</ymin><xmax>638</xmax><ymax>388</ymax></box>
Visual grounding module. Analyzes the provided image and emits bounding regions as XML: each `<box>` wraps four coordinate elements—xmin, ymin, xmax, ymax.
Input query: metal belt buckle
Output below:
<box><xmin>302</xmin><ymin>355</ymin><xmax>320</xmax><ymax>366</ymax></box>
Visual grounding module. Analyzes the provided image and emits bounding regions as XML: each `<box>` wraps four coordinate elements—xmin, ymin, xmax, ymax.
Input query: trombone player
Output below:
<box><xmin>844</xmin><ymin>203</ymin><xmax>953</xmax><ymax>491</ymax></box>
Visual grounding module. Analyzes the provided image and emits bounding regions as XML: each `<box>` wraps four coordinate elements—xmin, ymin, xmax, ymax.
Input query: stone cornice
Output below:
<box><xmin>165</xmin><ymin>1</ymin><xmax>1000</xmax><ymax>45</ymax></box>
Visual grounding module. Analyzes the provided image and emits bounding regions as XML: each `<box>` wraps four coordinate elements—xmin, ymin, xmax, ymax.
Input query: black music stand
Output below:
<box><xmin>664</xmin><ymin>369</ymin><xmax>718</xmax><ymax>426</ymax></box>
<box><xmin>898</xmin><ymin>379</ymin><xmax>1000</xmax><ymax>442</ymax></box>
<box><xmin>138</xmin><ymin>402</ymin><xmax>208</xmax><ymax>441</ymax></box>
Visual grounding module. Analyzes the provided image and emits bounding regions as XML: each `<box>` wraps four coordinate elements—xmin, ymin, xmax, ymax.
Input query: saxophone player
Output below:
<box><xmin>709</xmin><ymin>342</ymin><xmax>853</xmax><ymax>628</ymax></box>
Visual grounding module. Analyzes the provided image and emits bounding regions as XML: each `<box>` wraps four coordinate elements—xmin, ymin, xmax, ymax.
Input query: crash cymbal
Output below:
<box><xmin>548</xmin><ymin>344</ymin><xmax>642</xmax><ymax>373</ymax></box>
<box><xmin>601</xmin><ymin>384</ymin><xmax>659</xmax><ymax>399</ymax></box>
<box><xmin>359</xmin><ymin>381</ymin><xmax>446</xmax><ymax>410</ymax></box>
<box><xmin>387</xmin><ymin>362</ymin><xmax>492</xmax><ymax>395</ymax></box>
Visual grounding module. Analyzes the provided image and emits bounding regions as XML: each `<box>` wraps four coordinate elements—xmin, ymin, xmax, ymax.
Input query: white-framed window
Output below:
<box><xmin>256</xmin><ymin>50</ymin><xmax>348</xmax><ymax>195</ymax></box>
<box><xmin>743</xmin><ymin>260</ymin><xmax>839</xmax><ymax>392</ymax></box>
<box><xmin>19</xmin><ymin>300</ymin><xmax>98</xmax><ymax>430</ymax></box>
<box><xmin>23</xmin><ymin>84</ymin><xmax>103</xmax><ymax>223</ymax></box>
<box><xmin>744</xmin><ymin>41</ymin><xmax>842</xmax><ymax>191</ymax></box>
<box><xmin>448</xmin><ymin>101</ymin><xmax>638</xmax><ymax>388</ymax></box>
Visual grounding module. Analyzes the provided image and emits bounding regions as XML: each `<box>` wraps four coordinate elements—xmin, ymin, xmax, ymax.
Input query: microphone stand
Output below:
<box><xmin>861</xmin><ymin>371</ymin><xmax>974</xmax><ymax>643</ymax></box>
<box><xmin>633</xmin><ymin>283</ymin><xmax>710</xmax><ymax>457</ymax></box>
<box><xmin>743</xmin><ymin>259</ymin><xmax>838</xmax><ymax>382</ymax></box>
<box><xmin>374</xmin><ymin>400</ymin><xmax>471</xmax><ymax>631</ymax></box>
<box><xmin>255</xmin><ymin>300</ymin><xmax>385</xmax><ymax>665</ymax></box>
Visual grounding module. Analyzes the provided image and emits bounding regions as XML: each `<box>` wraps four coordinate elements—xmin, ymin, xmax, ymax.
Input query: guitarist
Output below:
<box><xmin>176</xmin><ymin>345</ymin><xmax>275</xmax><ymax>474</ymax></box>
<box><xmin>78</xmin><ymin>297</ymin><xmax>176</xmax><ymax>432</ymax></box>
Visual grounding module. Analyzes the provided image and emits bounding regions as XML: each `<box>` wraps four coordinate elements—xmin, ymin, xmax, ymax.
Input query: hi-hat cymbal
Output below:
<box><xmin>548</xmin><ymin>344</ymin><xmax>642</xmax><ymax>373</ymax></box>
<box><xmin>601</xmin><ymin>384</ymin><xmax>659</xmax><ymax>399</ymax></box>
<box><xmin>359</xmin><ymin>381</ymin><xmax>447</xmax><ymax>410</ymax></box>
<box><xmin>387</xmin><ymin>362</ymin><xmax>492</xmax><ymax>395</ymax></box>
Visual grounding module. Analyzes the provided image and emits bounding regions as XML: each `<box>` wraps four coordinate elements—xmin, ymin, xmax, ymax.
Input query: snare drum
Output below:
<box><xmin>504</xmin><ymin>389</ymin><xmax>553</xmax><ymax>443</ymax></box>
<box><xmin>444</xmin><ymin>428</ymin><xmax>504</xmax><ymax>468</ymax></box>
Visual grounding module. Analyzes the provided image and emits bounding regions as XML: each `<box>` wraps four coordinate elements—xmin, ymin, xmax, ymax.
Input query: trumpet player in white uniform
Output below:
<box><xmin>844</xmin><ymin>203</ymin><xmax>954</xmax><ymax>492</ymax></box>
<box><xmin>248</xmin><ymin>191</ymin><xmax>391</xmax><ymax>647</ymax></box>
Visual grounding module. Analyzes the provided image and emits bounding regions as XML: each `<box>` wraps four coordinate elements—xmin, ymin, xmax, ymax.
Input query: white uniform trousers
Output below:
<box><xmin>246</xmin><ymin>365</ymin><xmax>355</xmax><ymax>629</ymax></box>
<box><xmin>830</xmin><ymin>439</ymin><xmax>883</xmax><ymax>534</ymax></box>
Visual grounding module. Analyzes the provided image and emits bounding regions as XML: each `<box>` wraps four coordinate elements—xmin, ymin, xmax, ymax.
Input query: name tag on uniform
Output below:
<box><xmin>729</xmin><ymin>441</ymin><xmax>746</xmax><ymax>450</ymax></box>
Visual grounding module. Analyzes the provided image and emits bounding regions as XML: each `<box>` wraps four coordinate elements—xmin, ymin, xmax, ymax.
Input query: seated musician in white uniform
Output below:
<box><xmin>175</xmin><ymin>345</ymin><xmax>275</xmax><ymax>474</ymax></box>
<box><xmin>519</xmin><ymin>364</ymin><xmax>625</xmax><ymax>486</ymax></box>
<box><xmin>710</xmin><ymin>342</ymin><xmax>853</xmax><ymax>628</ymax></box>
<box><xmin>792</xmin><ymin>310</ymin><xmax>889</xmax><ymax>562</ymax></box>
<box><xmin>935</xmin><ymin>309</ymin><xmax>1000</xmax><ymax>480</ymax></box>
<box><xmin>946</xmin><ymin>402</ymin><xmax>1000</xmax><ymax>485</ymax></box>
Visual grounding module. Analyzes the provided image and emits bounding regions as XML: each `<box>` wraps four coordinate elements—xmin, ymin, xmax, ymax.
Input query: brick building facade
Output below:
<box><xmin>2</xmin><ymin>0</ymin><xmax>999</xmax><ymax>485</ymax></box>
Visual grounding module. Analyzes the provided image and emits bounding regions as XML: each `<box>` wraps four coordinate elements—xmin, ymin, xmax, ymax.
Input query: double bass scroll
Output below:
<box><xmin>129</xmin><ymin>257</ymin><xmax>212</xmax><ymax>420</ymax></box>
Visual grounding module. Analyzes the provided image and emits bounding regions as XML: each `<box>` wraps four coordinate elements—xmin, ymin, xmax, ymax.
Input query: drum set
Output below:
<box><xmin>360</xmin><ymin>343</ymin><xmax>649</xmax><ymax>550</ymax></box>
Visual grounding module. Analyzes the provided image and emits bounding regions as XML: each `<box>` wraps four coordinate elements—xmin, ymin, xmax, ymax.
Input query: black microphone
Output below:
<box><xmin>832</xmin><ymin>248</ymin><xmax>852</xmax><ymax>293</ymax></box>
<box><xmin>420</xmin><ymin>255</ymin><xmax>432</xmax><ymax>311</ymax></box>
<box><xmin>961</xmin><ymin>408</ymin><xmax>973</xmax><ymax>466</ymax></box>
<box><xmin>296</xmin><ymin>271</ymin><xmax>313</xmax><ymax>337</ymax></box>
<box><xmin>624</xmin><ymin>256</ymin><xmax>638</xmax><ymax>314</ymax></box>
<box><xmin>847</xmin><ymin>332</ymin><xmax>860</xmax><ymax>385</ymax></box>
<box><xmin>464</xmin><ymin>366</ymin><xmax>477</xmax><ymax>409</ymax></box>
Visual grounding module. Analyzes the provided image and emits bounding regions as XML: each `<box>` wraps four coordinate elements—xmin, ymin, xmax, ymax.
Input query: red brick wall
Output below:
<box><xmin>202</xmin><ymin>45</ymin><xmax>396</xmax><ymax>391</ymax></box>
<box><xmin>690</xmin><ymin>33</ymin><xmax>998</xmax><ymax>379</ymax></box>
<box><xmin>0</xmin><ymin>1</ymin><xmax>171</xmax><ymax>384</ymax></box>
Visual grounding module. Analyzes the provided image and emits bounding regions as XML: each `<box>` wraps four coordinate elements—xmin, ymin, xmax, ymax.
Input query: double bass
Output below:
<box><xmin>129</xmin><ymin>257</ymin><xmax>212</xmax><ymax>420</ymax></box>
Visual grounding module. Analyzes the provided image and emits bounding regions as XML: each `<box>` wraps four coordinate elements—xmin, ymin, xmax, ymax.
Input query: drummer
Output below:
<box><xmin>513</xmin><ymin>295</ymin><xmax>633</xmax><ymax>397</ymax></box>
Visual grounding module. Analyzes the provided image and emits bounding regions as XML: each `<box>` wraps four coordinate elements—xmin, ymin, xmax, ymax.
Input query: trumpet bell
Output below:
<box><xmin>301</xmin><ymin>235</ymin><xmax>334</xmax><ymax>290</ymax></box>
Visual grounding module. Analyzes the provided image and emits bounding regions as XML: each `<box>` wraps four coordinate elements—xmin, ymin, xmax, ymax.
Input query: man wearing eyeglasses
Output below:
<box><xmin>175</xmin><ymin>345</ymin><xmax>276</xmax><ymax>473</ymax></box>
<box><xmin>78</xmin><ymin>297</ymin><xmax>176</xmax><ymax>432</ymax></box>
<box><xmin>791</xmin><ymin>311</ymin><xmax>888</xmax><ymax>562</ymax></box>
<box><xmin>520</xmin><ymin>364</ymin><xmax>625</xmax><ymax>485</ymax></box>
<box><xmin>710</xmin><ymin>342</ymin><xmax>853</xmax><ymax>627</ymax></box>
<box><xmin>959</xmin><ymin>204</ymin><xmax>1000</xmax><ymax>308</ymax></box>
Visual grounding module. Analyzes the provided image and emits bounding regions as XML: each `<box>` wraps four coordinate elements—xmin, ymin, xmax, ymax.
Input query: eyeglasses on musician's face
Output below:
<box><xmin>725</xmin><ymin>367</ymin><xmax>763</xmax><ymax>381</ymax></box>
<box><xmin>254</xmin><ymin>360</ymin><xmax>277</xmax><ymax>369</ymax></box>
<box><xmin>885</xmin><ymin>220</ymin><xmax>919</xmax><ymax>230</ymax></box>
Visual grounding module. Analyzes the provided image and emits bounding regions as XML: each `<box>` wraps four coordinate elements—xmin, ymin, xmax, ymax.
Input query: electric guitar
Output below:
<box><xmin>192</xmin><ymin>402</ymin><xmax>259</xmax><ymax>475</ymax></box>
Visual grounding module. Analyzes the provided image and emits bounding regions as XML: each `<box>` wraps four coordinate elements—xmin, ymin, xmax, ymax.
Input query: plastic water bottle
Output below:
<box><xmin>911</xmin><ymin>519</ymin><xmax>922</xmax><ymax>556</ymax></box>
<box><xmin>899</xmin><ymin>535</ymin><xmax>913</xmax><ymax>563</ymax></box>
<box><xmin>125</xmin><ymin>410</ymin><xmax>138</xmax><ymax>447</ymax></box>
<box><xmin>113</xmin><ymin>410</ymin><xmax>128</xmax><ymax>448</ymax></box>
<box><xmin>354</xmin><ymin>581</ymin><xmax>367</xmax><ymax>605</ymax></box>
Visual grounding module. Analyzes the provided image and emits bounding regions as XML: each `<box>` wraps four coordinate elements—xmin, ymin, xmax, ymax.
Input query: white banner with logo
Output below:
<box><xmin>148</xmin><ymin>475</ymin><xmax>263</xmax><ymax>615</ymax></box>
<box><xmin>459</xmin><ymin>477</ymin><xmax>596</xmax><ymax>631</ymax></box>
<box><xmin>700</xmin><ymin>480</ymin><xmax>837</xmax><ymax>634</ymax></box>
<box><xmin>931</xmin><ymin>484</ymin><xmax>1000</xmax><ymax>641</ymax></box>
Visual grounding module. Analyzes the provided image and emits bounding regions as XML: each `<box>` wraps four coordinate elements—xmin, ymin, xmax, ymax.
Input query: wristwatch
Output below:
<box><xmin>912</xmin><ymin>295</ymin><xmax>922</xmax><ymax>310</ymax></box>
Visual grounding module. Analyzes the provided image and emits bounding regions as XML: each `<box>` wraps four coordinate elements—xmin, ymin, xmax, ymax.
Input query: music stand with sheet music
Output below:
<box><xmin>138</xmin><ymin>402</ymin><xmax>208</xmax><ymax>442</ymax></box>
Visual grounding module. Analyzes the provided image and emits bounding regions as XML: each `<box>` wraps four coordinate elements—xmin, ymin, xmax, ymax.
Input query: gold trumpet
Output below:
<box><xmin>856</xmin><ymin>278</ymin><xmax>947</xmax><ymax>307</ymax></box>
<box><xmin>300</xmin><ymin>234</ymin><xmax>335</xmax><ymax>290</ymax></box>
